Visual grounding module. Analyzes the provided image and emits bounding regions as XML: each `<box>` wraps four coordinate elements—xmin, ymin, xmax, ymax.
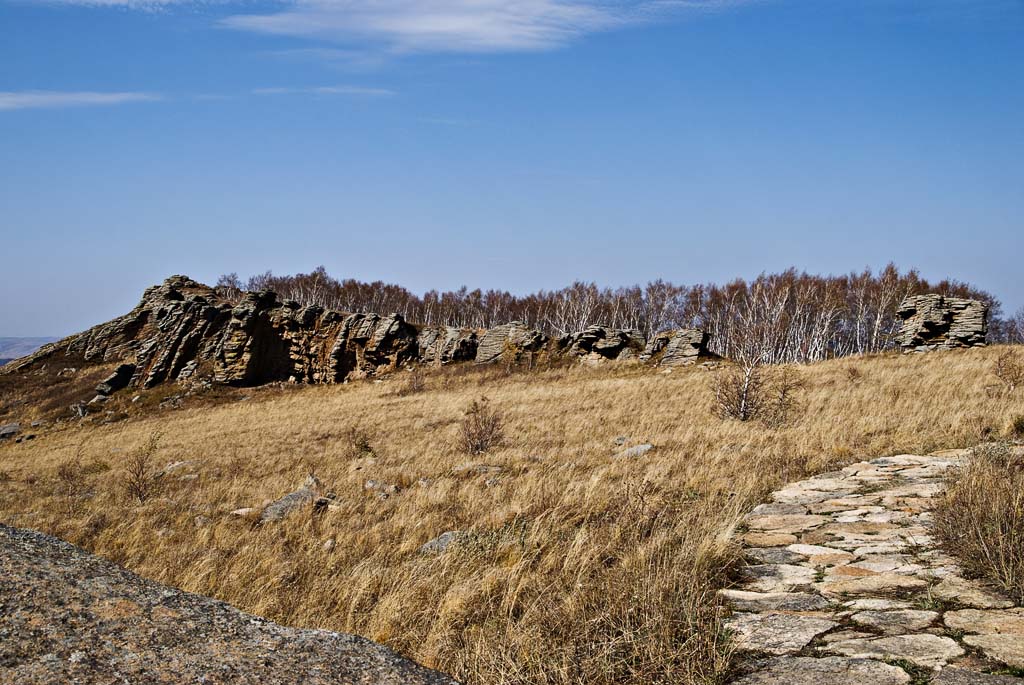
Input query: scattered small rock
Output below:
<box><xmin>419</xmin><ymin>531</ymin><xmax>463</xmax><ymax>554</ymax></box>
<box><xmin>259</xmin><ymin>475</ymin><xmax>323</xmax><ymax>523</ymax></box>
<box><xmin>613</xmin><ymin>443</ymin><xmax>653</xmax><ymax>459</ymax></box>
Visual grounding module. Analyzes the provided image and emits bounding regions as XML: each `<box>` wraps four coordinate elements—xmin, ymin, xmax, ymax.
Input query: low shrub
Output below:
<box><xmin>459</xmin><ymin>397</ymin><xmax>504</xmax><ymax>454</ymax></box>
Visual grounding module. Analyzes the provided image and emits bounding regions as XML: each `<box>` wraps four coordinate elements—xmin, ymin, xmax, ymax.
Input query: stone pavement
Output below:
<box><xmin>723</xmin><ymin>450</ymin><xmax>1024</xmax><ymax>684</ymax></box>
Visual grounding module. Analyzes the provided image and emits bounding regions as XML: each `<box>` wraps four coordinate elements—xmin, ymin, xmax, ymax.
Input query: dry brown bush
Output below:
<box><xmin>993</xmin><ymin>350</ymin><xmax>1024</xmax><ymax>393</ymax></box>
<box><xmin>1</xmin><ymin>346</ymin><xmax>1023</xmax><ymax>684</ymax></box>
<box><xmin>458</xmin><ymin>397</ymin><xmax>504</xmax><ymax>454</ymax></box>
<box><xmin>934</xmin><ymin>442</ymin><xmax>1024</xmax><ymax>603</ymax></box>
<box><xmin>123</xmin><ymin>433</ymin><xmax>161</xmax><ymax>503</ymax></box>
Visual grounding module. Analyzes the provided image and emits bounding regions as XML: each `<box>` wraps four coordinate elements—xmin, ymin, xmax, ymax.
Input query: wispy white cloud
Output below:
<box><xmin>0</xmin><ymin>90</ymin><xmax>161</xmax><ymax>111</ymax></box>
<box><xmin>222</xmin><ymin>1</ymin><xmax>734</xmax><ymax>54</ymax></box>
<box><xmin>251</xmin><ymin>85</ymin><xmax>397</xmax><ymax>96</ymax></box>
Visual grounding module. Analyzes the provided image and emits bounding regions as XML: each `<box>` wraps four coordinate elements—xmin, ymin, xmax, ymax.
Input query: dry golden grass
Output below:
<box><xmin>1</xmin><ymin>346</ymin><xmax>1023</xmax><ymax>684</ymax></box>
<box><xmin>935</xmin><ymin>442</ymin><xmax>1024</xmax><ymax>603</ymax></box>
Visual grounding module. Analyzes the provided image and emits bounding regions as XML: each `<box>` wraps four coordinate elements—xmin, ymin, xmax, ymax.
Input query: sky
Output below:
<box><xmin>1</xmin><ymin>0</ymin><xmax>1022</xmax><ymax>337</ymax></box>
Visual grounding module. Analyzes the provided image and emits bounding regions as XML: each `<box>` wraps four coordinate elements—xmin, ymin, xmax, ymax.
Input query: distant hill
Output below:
<box><xmin>0</xmin><ymin>337</ymin><xmax>57</xmax><ymax>361</ymax></box>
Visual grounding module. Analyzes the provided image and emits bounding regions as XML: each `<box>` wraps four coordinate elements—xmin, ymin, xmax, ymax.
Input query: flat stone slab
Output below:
<box><xmin>842</xmin><ymin>598</ymin><xmax>914</xmax><ymax>611</ymax></box>
<box><xmin>944</xmin><ymin>608</ymin><xmax>1024</xmax><ymax>635</ymax></box>
<box><xmin>961</xmin><ymin>635</ymin><xmax>1024</xmax><ymax>668</ymax></box>
<box><xmin>744</xmin><ymin>547</ymin><xmax>806</xmax><ymax>564</ymax></box>
<box><xmin>718</xmin><ymin>589</ymin><xmax>832</xmax><ymax>613</ymax></box>
<box><xmin>817</xmin><ymin>573</ymin><xmax>927</xmax><ymax>596</ymax></box>
<box><xmin>741</xmin><ymin>532</ymin><xmax>798</xmax><ymax>547</ymax></box>
<box><xmin>727</xmin><ymin>613</ymin><xmax>838</xmax><ymax>655</ymax></box>
<box><xmin>850</xmin><ymin>609</ymin><xmax>939</xmax><ymax>634</ymax></box>
<box><xmin>746</xmin><ymin>514</ymin><xmax>829</xmax><ymax>534</ymax></box>
<box><xmin>749</xmin><ymin>503</ymin><xmax>808</xmax><ymax>516</ymax></box>
<box><xmin>824</xmin><ymin>634</ymin><xmax>964</xmax><ymax>669</ymax></box>
<box><xmin>933</xmin><ymin>667</ymin><xmax>1024</xmax><ymax>684</ymax></box>
<box><xmin>739</xmin><ymin>564</ymin><xmax>817</xmax><ymax>592</ymax></box>
<box><xmin>731</xmin><ymin>656</ymin><xmax>911</xmax><ymax>685</ymax></box>
<box><xmin>931</xmin><ymin>576</ymin><xmax>1015</xmax><ymax>609</ymax></box>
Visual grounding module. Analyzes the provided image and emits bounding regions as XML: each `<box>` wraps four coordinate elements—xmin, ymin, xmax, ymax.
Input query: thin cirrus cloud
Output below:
<box><xmin>251</xmin><ymin>85</ymin><xmax>397</xmax><ymax>96</ymax></box>
<box><xmin>0</xmin><ymin>90</ymin><xmax>161</xmax><ymax>111</ymax></box>
<box><xmin>222</xmin><ymin>1</ymin><xmax>730</xmax><ymax>54</ymax></box>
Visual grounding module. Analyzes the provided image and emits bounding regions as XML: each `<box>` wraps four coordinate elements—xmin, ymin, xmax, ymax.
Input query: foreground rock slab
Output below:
<box><xmin>0</xmin><ymin>524</ymin><xmax>457</xmax><ymax>685</ymax></box>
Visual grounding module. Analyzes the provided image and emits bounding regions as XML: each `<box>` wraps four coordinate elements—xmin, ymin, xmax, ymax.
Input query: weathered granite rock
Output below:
<box><xmin>260</xmin><ymin>475</ymin><xmax>323</xmax><ymax>523</ymax></box>
<box><xmin>717</xmin><ymin>589</ymin><xmax>832</xmax><ymax>612</ymax></box>
<box><xmin>731</xmin><ymin>657</ymin><xmax>910</xmax><ymax>685</ymax></box>
<box><xmin>639</xmin><ymin>328</ymin><xmax>709</xmax><ymax>366</ymax></box>
<box><xmin>727</xmin><ymin>612</ymin><xmax>838</xmax><ymax>655</ymax></box>
<box><xmin>417</xmin><ymin>326</ymin><xmax>479</xmax><ymax>365</ymax></box>
<box><xmin>560</xmin><ymin>325</ymin><xmax>645</xmax><ymax>362</ymax></box>
<box><xmin>0</xmin><ymin>423</ymin><xmax>19</xmax><ymax>440</ymax></box>
<box><xmin>824</xmin><ymin>634</ymin><xmax>964</xmax><ymax>669</ymax></box>
<box><xmin>896</xmin><ymin>294</ymin><xmax>988</xmax><ymax>351</ymax></box>
<box><xmin>0</xmin><ymin>524</ymin><xmax>456</xmax><ymax>685</ymax></box>
<box><xmin>850</xmin><ymin>609</ymin><xmax>938</xmax><ymax>634</ymax></box>
<box><xmin>474</xmin><ymin>322</ymin><xmax>548</xmax><ymax>365</ymax></box>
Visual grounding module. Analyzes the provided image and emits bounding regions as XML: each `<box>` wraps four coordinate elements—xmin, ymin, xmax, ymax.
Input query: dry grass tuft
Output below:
<box><xmin>934</xmin><ymin>442</ymin><xmax>1024</xmax><ymax>603</ymax></box>
<box><xmin>0</xmin><ymin>346</ymin><xmax>1022</xmax><ymax>683</ymax></box>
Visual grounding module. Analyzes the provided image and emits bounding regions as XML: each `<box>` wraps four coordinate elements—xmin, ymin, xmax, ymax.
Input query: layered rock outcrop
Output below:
<box><xmin>417</xmin><ymin>326</ymin><xmax>479</xmax><ymax>365</ymax></box>
<box><xmin>896</xmin><ymin>295</ymin><xmax>988</xmax><ymax>352</ymax></box>
<box><xmin>0</xmin><ymin>524</ymin><xmax>456</xmax><ymax>685</ymax></box>
<box><xmin>640</xmin><ymin>328</ymin><xmax>710</xmax><ymax>366</ymax></box>
<box><xmin>560</xmin><ymin>326</ymin><xmax>646</xmax><ymax>363</ymax></box>
<box><xmin>1</xmin><ymin>276</ymin><xmax>712</xmax><ymax>394</ymax></box>
<box><xmin>474</xmin><ymin>322</ymin><xmax>549</xmax><ymax>365</ymax></box>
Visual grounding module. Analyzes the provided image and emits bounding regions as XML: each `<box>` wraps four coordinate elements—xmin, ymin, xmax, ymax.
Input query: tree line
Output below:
<box><xmin>215</xmin><ymin>265</ymin><xmax>1021</xmax><ymax>364</ymax></box>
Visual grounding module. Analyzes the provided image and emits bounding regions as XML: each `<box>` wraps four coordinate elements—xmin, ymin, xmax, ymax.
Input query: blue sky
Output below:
<box><xmin>1</xmin><ymin>0</ymin><xmax>1022</xmax><ymax>336</ymax></box>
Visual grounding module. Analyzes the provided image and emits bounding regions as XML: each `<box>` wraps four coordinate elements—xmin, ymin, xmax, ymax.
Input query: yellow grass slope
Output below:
<box><xmin>1</xmin><ymin>347</ymin><xmax>1022</xmax><ymax>684</ymax></box>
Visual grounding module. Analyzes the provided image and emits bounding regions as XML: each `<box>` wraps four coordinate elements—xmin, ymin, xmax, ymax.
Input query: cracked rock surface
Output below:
<box><xmin>723</xmin><ymin>450</ymin><xmax>1024</xmax><ymax>683</ymax></box>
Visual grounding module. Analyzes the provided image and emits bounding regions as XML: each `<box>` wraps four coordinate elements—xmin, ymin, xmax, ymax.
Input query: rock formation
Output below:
<box><xmin>640</xmin><ymin>328</ymin><xmax>710</xmax><ymax>366</ymax></box>
<box><xmin>474</xmin><ymin>322</ymin><xmax>550</xmax><ymax>365</ymax></box>
<box><xmin>417</xmin><ymin>326</ymin><xmax>479</xmax><ymax>365</ymax></box>
<box><xmin>1</xmin><ymin>276</ymin><xmax>712</xmax><ymax>396</ymax></box>
<box><xmin>560</xmin><ymin>325</ymin><xmax>645</xmax><ymax>363</ymax></box>
<box><xmin>896</xmin><ymin>295</ymin><xmax>988</xmax><ymax>352</ymax></box>
<box><xmin>0</xmin><ymin>524</ymin><xmax>456</xmax><ymax>684</ymax></box>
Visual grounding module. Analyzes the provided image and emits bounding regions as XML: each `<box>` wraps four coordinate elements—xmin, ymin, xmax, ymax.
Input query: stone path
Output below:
<box><xmin>723</xmin><ymin>450</ymin><xmax>1024</xmax><ymax>684</ymax></box>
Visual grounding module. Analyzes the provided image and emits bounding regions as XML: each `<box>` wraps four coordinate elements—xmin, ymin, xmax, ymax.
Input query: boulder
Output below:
<box><xmin>640</xmin><ymin>329</ymin><xmax>709</xmax><ymax>366</ymax></box>
<box><xmin>896</xmin><ymin>294</ymin><xmax>988</xmax><ymax>351</ymax></box>
<box><xmin>0</xmin><ymin>423</ymin><xmax>20</xmax><ymax>440</ymax></box>
<box><xmin>260</xmin><ymin>475</ymin><xmax>323</xmax><ymax>523</ymax></box>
